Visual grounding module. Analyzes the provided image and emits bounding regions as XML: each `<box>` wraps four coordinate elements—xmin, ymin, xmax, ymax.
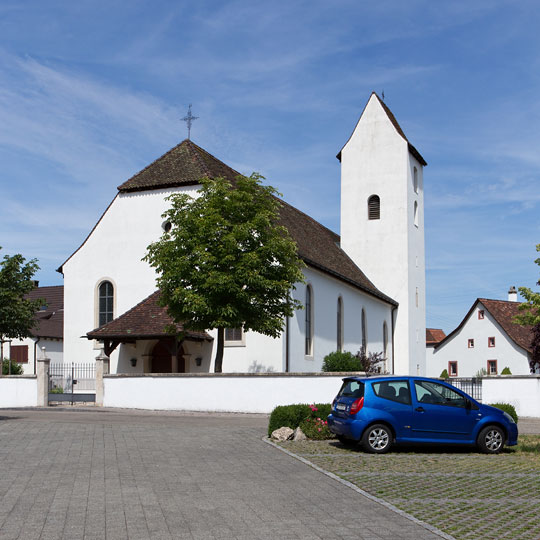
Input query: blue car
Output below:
<box><xmin>327</xmin><ymin>376</ymin><xmax>518</xmax><ymax>454</ymax></box>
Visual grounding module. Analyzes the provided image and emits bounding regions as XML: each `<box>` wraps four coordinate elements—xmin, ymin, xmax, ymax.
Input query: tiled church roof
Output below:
<box><xmin>117</xmin><ymin>139</ymin><xmax>240</xmax><ymax>193</ymax></box>
<box><xmin>87</xmin><ymin>290</ymin><xmax>212</xmax><ymax>341</ymax></box>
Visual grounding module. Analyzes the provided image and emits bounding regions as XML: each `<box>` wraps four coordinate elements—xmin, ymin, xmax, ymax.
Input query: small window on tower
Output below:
<box><xmin>468</xmin><ymin>339</ymin><xmax>474</xmax><ymax>348</ymax></box>
<box><xmin>367</xmin><ymin>195</ymin><xmax>380</xmax><ymax>220</ymax></box>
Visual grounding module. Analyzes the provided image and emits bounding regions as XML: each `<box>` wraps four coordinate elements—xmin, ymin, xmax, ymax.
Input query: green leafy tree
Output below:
<box><xmin>144</xmin><ymin>174</ymin><xmax>305</xmax><ymax>372</ymax></box>
<box><xmin>2</xmin><ymin>358</ymin><xmax>23</xmax><ymax>376</ymax></box>
<box><xmin>515</xmin><ymin>243</ymin><xmax>540</xmax><ymax>372</ymax></box>
<box><xmin>0</xmin><ymin>247</ymin><xmax>43</xmax><ymax>366</ymax></box>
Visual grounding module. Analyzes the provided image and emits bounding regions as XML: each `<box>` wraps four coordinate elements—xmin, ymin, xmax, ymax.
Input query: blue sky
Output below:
<box><xmin>1</xmin><ymin>0</ymin><xmax>539</xmax><ymax>333</ymax></box>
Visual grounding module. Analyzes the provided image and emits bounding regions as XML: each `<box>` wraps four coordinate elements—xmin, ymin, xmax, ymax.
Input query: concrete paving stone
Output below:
<box><xmin>0</xmin><ymin>408</ymin><xmax>446</xmax><ymax>540</ymax></box>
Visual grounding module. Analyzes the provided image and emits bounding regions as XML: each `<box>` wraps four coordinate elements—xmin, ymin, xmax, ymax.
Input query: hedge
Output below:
<box><xmin>488</xmin><ymin>402</ymin><xmax>518</xmax><ymax>424</ymax></box>
<box><xmin>268</xmin><ymin>403</ymin><xmax>332</xmax><ymax>436</ymax></box>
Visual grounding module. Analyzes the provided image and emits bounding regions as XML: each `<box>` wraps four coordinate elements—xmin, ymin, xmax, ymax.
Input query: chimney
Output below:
<box><xmin>508</xmin><ymin>286</ymin><xmax>517</xmax><ymax>302</ymax></box>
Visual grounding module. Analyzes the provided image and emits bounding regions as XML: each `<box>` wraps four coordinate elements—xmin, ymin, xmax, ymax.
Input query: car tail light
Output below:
<box><xmin>350</xmin><ymin>397</ymin><xmax>364</xmax><ymax>415</ymax></box>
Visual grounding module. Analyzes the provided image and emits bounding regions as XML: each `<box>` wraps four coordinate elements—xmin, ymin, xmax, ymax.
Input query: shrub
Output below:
<box><xmin>501</xmin><ymin>366</ymin><xmax>512</xmax><ymax>375</ymax></box>
<box><xmin>322</xmin><ymin>351</ymin><xmax>358</xmax><ymax>372</ymax></box>
<box><xmin>489</xmin><ymin>402</ymin><xmax>518</xmax><ymax>423</ymax></box>
<box><xmin>299</xmin><ymin>404</ymin><xmax>333</xmax><ymax>440</ymax></box>
<box><xmin>322</xmin><ymin>348</ymin><xmax>384</xmax><ymax>373</ymax></box>
<box><xmin>50</xmin><ymin>387</ymin><xmax>64</xmax><ymax>394</ymax></box>
<box><xmin>439</xmin><ymin>369</ymin><xmax>449</xmax><ymax>379</ymax></box>
<box><xmin>2</xmin><ymin>358</ymin><xmax>24</xmax><ymax>375</ymax></box>
<box><xmin>268</xmin><ymin>403</ymin><xmax>332</xmax><ymax>436</ymax></box>
<box><xmin>475</xmin><ymin>367</ymin><xmax>487</xmax><ymax>378</ymax></box>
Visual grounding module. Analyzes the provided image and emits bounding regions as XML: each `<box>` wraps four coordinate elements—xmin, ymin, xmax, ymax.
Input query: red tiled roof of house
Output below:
<box><xmin>26</xmin><ymin>285</ymin><xmax>63</xmax><ymax>340</ymax></box>
<box><xmin>435</xmin><ymin>298</ymin><xmax>533</xmax><ymax>353</ymax></box>
<box><xmin>426</xmin><ymin>328</ymin><xmax>446</xmax><ymax>345</ymax></box>
<box><xmin>479</xmin><ymin>299</ymin><xmax>534</xmax><ymax>353</ymax></box>
<box><xmin>87</xmin><ymin>291</ymin><xmax>212</xmax><ymax>341</ymax></box>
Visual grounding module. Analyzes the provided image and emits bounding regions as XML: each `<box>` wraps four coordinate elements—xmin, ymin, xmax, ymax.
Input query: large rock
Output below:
<box><xmin>293</xmin><ymin>427</ymin><xmax>307</xmax><ymax>441</ymax></box>
<box><xmin>271</xmin><ymin>427</ymin><xmax>294</xmax><ymax>441</ymax></box>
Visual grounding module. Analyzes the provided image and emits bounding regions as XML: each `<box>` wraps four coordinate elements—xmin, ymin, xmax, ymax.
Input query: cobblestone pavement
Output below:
<box><xmin>0</xmin><ymin>408</ymin><xmax>444</xmax><ymax>540</ymax></box>
<box><xmin>279</xmin><ymin>431</ymin><xmax>540</xmax><ymax>540</ymax></box>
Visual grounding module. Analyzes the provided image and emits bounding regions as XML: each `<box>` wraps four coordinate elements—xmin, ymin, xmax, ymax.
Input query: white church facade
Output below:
<box><xmin>59</xmin><ymin>93</ymin><xmax>427</xmax><ymax>375</ymax></box>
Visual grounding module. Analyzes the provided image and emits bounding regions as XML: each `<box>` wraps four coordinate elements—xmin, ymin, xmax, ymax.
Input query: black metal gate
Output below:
<box><xmin>48</xmin><ymin>362</ymin><xmax>96</xmax><ymax>405</ymax></box>
<box><xmin>448</xmin><ymin>377</ymin><xmax>482</xmax><ymax>402</ymax></box>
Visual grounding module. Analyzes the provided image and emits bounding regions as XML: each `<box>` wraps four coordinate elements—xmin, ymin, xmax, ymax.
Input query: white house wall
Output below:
<box><xmin>427</xmin><ymin>302</ymin><xmax>531</xmax><ymax>377</ymax></box>
<box><xmin>6</xmin><ymin>337</ymin><xmax>63</xmax><ymax>374</ymax></box>
<box><xmin>288</xmin><ymin>266</ymin><xmax>393</xmax><ymax>372</ymax></box>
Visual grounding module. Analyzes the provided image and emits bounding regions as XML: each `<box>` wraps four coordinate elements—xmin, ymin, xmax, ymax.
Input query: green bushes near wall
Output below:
<box><xmin>489</xmin><ymin>403</ymin><xmax>518</xmax><ymax>424</ymax></box>
<box><xmin>268</xmin><ymin>403</ymin><xmax>332</xmax><ymax>437</ymax></box>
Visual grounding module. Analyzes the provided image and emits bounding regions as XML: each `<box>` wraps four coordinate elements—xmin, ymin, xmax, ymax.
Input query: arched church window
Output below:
<box><xmin>413</xmin><ymin>167</ymin><xmax>418</xmax><ymax>193</ymax></box>
<box><xmin>361</xmin><ymin>308</ymin><xmax>367</xmax><ymax>351</ymax></box>
<box><xmin>305</xmin><ymin>285</ymin><xmax>313</xmax><ymax>356</ymax></box>
<box><xmin>337</xmin><ymin>297</ymin><xmax>343</xmax><ymax>351</ymax></box>
<box><xmin>98</xmin><ymin>281</ymin><xmax>114</xmax><ymax>327</ymax></box>
<box><xmin>367</xmin><ymin>195</ymin><xmax>380</xmax><ymax>220</ymax></box>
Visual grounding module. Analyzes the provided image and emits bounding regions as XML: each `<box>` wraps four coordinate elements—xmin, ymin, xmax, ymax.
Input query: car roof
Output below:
<box><xmin>342</xmin><ymin>376</ymin><xmax>447</xmax><ymax>383</ymax></box>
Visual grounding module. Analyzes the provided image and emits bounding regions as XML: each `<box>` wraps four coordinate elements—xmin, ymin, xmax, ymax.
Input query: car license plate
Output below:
<box><xmin>336</xmin><ymin>403</ymin><xmax>346</xmax><ymax>411</ymax></box>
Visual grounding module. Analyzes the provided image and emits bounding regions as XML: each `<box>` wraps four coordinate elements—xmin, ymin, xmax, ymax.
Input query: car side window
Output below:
<box><xmin>414</xmin><ymin>380</ymin><xmax>466</xmax><ymax>408</ymax></box>
<box><xmin>372</xmin><ymin>380</ymin><xmax>411</xmax><ymax>405</ymax></box>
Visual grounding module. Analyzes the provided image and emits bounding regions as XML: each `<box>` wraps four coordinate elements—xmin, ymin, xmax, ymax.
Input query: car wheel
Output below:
<box><xmin>362</xmin><ymin>424</ymin><xmax>392</xmax><ymax>454</ymax></box>
<box><xmin>477</xmin><ymin>425</ymin><xmax>505</xmax><ymax>454</ymax></box>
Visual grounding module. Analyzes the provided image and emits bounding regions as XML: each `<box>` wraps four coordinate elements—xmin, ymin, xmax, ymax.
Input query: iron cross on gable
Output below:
<box><xmin>182</xmin><ymin>104</ymin><xmax>199</xmax><ymax>140</ymax></box>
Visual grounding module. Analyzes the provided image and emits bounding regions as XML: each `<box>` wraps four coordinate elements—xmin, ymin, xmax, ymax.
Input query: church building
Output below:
<box><xmin>59</xmin><ymin>93</ymin><xmax>427</xmax><ymax>375</ymax></box>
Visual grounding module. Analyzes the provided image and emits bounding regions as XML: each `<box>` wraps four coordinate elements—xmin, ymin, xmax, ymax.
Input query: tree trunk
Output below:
<box><xmin>214</xmin><ymin>327</ymin><xmax>224</xmax><ymax>373</ymax></box>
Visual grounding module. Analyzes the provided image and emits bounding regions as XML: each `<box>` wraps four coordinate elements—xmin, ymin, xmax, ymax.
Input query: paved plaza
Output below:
<box><xmin>0</xmin><ymin>408</ymin><xmax>446</xmax><ymax>540</ymax></box>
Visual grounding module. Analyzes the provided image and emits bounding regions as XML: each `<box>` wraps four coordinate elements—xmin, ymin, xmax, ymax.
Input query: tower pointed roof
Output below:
<box><xmin>117</xmin><ymin>139</ymin><xmax>240</xmax><ymax>193</ymax></box>
<box><xmin>337</xmin><ymin>92</ymin><xmax>427</xmax><ymax>166</ymax></box>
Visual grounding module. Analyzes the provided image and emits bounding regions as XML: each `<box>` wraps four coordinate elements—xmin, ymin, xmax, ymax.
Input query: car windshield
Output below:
<box><xmin>338</xmin><ymin>380</ymin><xmax>364</xmax><ymax>398</ymax></box>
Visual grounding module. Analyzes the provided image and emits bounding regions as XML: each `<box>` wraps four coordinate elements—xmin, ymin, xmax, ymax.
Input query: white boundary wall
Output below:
<box><xmin>0</xmin><ymin>376</ymin><xmax>38</xmax><ymax>407</ymax></box>
<box><xmin>483</xmin><ymin>376</ymin><xmax>540</xmax><ymax>418</ymax></box>
<box><xmin>104</xmin><ymin>373</ymin><xmax>355</xmax><ymax>413</ymax></box>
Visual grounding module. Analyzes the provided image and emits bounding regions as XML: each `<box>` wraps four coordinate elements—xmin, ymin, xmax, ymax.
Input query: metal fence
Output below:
<box><xmin>49</xmin><ymin>362</ymin><xmax>96</xmax><ymax>394</ymax></box>
<box><xmin>448</xmin><ymin>377</ymin><xmax>482</xmax><ymax>402</ymax></box>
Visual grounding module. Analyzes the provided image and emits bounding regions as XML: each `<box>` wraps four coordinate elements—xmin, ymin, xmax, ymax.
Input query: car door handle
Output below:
<box><xmin>415</xmin><ymin>407</ymin><xmax>425</xmax><ymax>412</ymax></box>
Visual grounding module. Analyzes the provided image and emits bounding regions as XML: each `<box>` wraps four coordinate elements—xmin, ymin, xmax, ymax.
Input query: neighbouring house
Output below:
<box><xmin>426</xmin><ymin>328</ymin><xmax>446</xmax><ymax>347</ymax></box>
<box><xmin>427</xmin><ymin>287</ymin><xmax>534</xmax><ymax>378</ymax></box>
<box><xmin>6</xmin><ymin>285</ymin><xmax>63</xmax><ymax>374</ymax></box>
<box><xmin>59</xmin><ymin>93</ymin><xmax>427</xmax><ymax>375</ymax></box>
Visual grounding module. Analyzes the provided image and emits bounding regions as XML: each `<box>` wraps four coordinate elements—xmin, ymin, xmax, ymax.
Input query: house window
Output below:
<box><xmin>468</xmin><ymin>339</ymin><xmax>474</xmax><ymax>348</ymax></box>
<box><xmin>337</xmin><ymin>297</ymin><xmax>343</xmax><ymax>352</ymax></box>
<box><xmin>488</xmin><ymin>336</ymin><xmax>496</xmax><ymax>348</ymax></box>
<box><xmin>225</xmin><ymin>328</ymin><xmax>245</xmax><ymax>346</ymax></box>
<box><xmin>448</xmin><ymin>361</ymin><xmax>458</xmax><ymax>377</ymax></box>
<box><xmin>98</xmin><ymin>281</ymin><xmax>114</xmax><ymax>326</ymax></box>
<box><xmin>305</xmin><ymin>285</ymin><xmax>313</xmax><ymax>356</ymax></box>
<box><xmin>478</xmin><ymin>310</ymin><xmax>485</xmax><ymax>319</ymax></box>
<box><xmin>487</xmin><ymin>360</ymin><xmax>498</xmax><ymax>375</ymax></box>
<box><xmin>414</xmin><ymin>201</ymin><xmax>419</xmax><ymax>227</ymax></box>
<box><xmin>361</xmin><ymin>308</ymin><xmax>367</xmax><ymax>351</ymax></box>
<box><xmin>10</xmin><ymin>345</ymin><xmax>28</xmax><ymax>364</ymax></box>
<box><xmin>367</xmin><ymin>195</ymin><xmax>380</xmax><ymax>220</ymax></box>
<box><xmin>413</xmin><ymin>166</ymin><xmax>419</xmax><ymax>193</ymax></box>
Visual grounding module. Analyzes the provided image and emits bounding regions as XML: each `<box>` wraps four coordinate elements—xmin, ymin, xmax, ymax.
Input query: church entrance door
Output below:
<box><xmin>150</xmin><ymin>340</ymin><xmax>186</xmax><ymax>373</ymax></box>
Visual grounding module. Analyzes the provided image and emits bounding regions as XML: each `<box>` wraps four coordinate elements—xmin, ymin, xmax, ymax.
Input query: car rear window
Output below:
<box><xmin>372</xmin><ymin>380</ymin><xmax>411</xmax><ymax>405</ymax></box>
<box><xmin>338</xmin><ymin>380</ymin><xmax>364</xmax><ymax>398</ymax></box>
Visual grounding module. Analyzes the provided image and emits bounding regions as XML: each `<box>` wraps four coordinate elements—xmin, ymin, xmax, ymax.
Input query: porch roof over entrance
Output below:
<box><xmin>86</xmin><ymin>290</ymin><xmax>213</xmax><ymax>342</ymax></box>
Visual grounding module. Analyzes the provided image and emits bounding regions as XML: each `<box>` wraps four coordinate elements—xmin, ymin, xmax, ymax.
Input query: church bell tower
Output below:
<box><xmin>339</xmin><ymin>93</ymin><xmax>427</xmax><ymax>375</ymax></box>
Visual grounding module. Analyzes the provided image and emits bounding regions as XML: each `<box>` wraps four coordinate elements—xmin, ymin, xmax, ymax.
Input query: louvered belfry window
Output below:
<box><xmin>367</xmin><ymin>195</ymin><xmax>380</xmax><ymax>220</ymax></box>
